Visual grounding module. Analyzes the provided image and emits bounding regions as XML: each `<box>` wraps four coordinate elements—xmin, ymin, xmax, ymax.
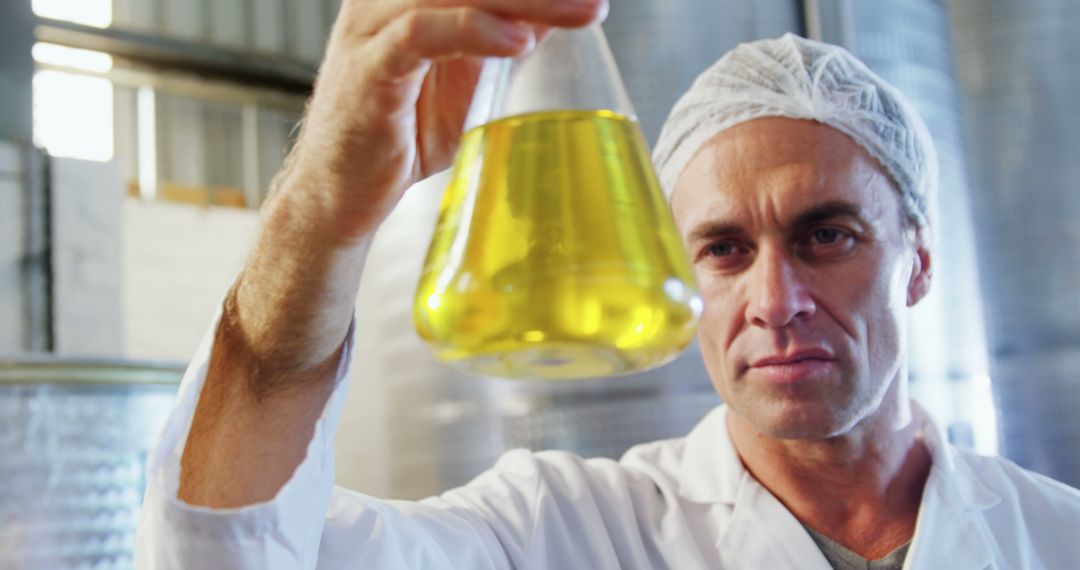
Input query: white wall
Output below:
<box><xmin>52</xmin><ymin>158</ymin><xmax>125</xmax><ymax>356</ymax></box>
<box><xmin>120</xmin><ymin>197</ymin><xmax>395</xmax><ymax>496</ymax></box>
<box><xmin>122</xmin><ymin>199</ymin><xmax>258</xmax><ymax>361</ymax></box>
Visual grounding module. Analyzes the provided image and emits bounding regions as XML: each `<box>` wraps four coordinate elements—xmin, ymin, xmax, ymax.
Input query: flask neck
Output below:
<box><xmin>463</xmin><ymin>24</ymin><xmax>636</xmax><ymax>133</ymax></box>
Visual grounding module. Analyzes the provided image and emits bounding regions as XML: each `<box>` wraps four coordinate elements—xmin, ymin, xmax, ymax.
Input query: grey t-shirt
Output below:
<box><xmin>803</xmin><ymin>526</ymin><xmax>910</xmax><ymax>570</ymax></box>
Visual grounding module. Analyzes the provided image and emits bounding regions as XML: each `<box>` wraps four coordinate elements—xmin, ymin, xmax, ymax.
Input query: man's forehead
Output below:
<box><xmin>670</xmin><ymin>120</ymin><xmax>899</xmax><ymax>238</ymax></box>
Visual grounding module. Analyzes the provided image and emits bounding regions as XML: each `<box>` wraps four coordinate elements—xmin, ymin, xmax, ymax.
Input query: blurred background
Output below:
<box><xmin>1</xmin><ymin>0</ymin><xmax>1078</xmax><ymax>567</ymax></box>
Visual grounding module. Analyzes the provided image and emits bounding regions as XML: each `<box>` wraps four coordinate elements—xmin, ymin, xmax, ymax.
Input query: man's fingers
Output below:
<box><xmin>429</xmin><ymin>0</ymin><xmax>606</xmax><ymax>28</ymax></box>
<box><xmin>365</xmin><ymin>7</ymin><xmax>535</xmax><ymax>81</ymax></box>
<box><xmin>342</xmin><ymin>0</ymin><xmax>605</xmax><ymax>40</ymax></box>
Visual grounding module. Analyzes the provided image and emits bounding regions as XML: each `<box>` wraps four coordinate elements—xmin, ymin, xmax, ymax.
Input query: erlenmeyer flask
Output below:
<box><xmin>413</xmin><ymin>23</ymin><xmax>701</xmax><ymax>380</ymax></box>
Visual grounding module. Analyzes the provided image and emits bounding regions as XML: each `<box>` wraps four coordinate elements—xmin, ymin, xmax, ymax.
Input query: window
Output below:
<box><xmin>33</xmin><ymin>70</ymin><xmax>115</xmax><ymax>162</ymax></box>
<box><xmin>32</xmin><ymin>0</ymin><xmax>112</xmax><ymax>28</ymax></box>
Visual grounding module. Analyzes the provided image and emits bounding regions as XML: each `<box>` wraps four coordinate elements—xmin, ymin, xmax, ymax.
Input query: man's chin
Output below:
<box><xmin>730</xmin><ymin>399</ymin><xmax>855</xmax><ymax>441</ymax></box>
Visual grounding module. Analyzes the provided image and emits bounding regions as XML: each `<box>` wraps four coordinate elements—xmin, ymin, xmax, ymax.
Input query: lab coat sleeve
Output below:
<box><xmin>135</xmin><ymin>306</ymin><xmax>646</xmax><ymax>569</ymax></box>
<box><xmin>315</xmin><ymin>449</ymin><xmax>652</xmax><ymax>569</ymax></box>
<box><xmin>135</xmin><ymin>305</ymin><xmax>357</xmax><ymax>570</ymax></box>
<box><xmin>133</xmin><ymin>307</ymin><xmax>551</xmax><ymax>570</ymax></box>
<box><xmin>314</xmin><ymin>457</ymin><xmax>535</xmax><ymax>569</ymax></box>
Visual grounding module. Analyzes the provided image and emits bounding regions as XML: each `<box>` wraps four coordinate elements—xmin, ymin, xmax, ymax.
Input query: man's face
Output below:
<box><xmin>670</xmin><ymin>118</ymin><xmax>931</xmax><ymax>440</ymax></box>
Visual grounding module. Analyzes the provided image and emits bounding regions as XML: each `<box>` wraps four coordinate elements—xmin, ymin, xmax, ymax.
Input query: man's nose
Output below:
<box><xmin>745</xmin><ymin>248</ymin><xmax>816</xmax><ymax>328</ymax></box>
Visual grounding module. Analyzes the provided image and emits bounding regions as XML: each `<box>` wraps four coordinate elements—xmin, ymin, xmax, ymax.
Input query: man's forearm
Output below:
<box><xmin>177</xmin><ymin>167</ymin><xmax>374</xmax><ymax>508</ymax></box>
<box><xmin>167</xmin><ymin>0</ymin><xmax>602</xmax><ymax>512</ymax></box>
<box><xmin>232</xmin><ymin>178</ymin><xmax>371</xmax><ymax>387</ymax></box>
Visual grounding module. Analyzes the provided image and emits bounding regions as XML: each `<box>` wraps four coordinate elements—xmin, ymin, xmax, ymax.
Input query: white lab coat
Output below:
<box><xmin>136</xmin><ymin>314</ymin><xmax>1080</xmax><ymax>569</ymax></box>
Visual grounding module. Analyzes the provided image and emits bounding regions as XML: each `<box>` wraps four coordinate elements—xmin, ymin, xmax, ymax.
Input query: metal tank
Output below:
<box><xmin>353</xmin><ymin>0</ymin><xmax>801</xmax><ymax>500</ymax></box>
<box><xmin>0</xmin><ymin>358</ymin><xmax>181</xmax><ymax>570</ymax></box>
<box><xmin>949</xmin><ymin>0</ymin><xmax>1080</xmax><ymax>485</ymax></box>
<box><xmin>838</xmin><ymin>0</ymin><xmax>998</xmax><ymax>453</ymax></box>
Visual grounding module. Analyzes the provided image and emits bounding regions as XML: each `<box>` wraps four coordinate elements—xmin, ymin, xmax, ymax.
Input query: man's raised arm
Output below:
<box><xmin>172</xmin><ymin>0</ymin><xmax>606</xmax><ymax>510</ymax></box>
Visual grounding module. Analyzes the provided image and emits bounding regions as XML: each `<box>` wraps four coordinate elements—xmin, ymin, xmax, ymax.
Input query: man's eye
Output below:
<box><xmin>696</xmin><ymin>241</ymin><xmax>751</xmax><ymax>270</ymax></box>
<box><xmin>812</xmin><ymin>228</ymin><xmax>843</xmax><ymax>244</ymax></box>
<box><xmin>799</xmin><ymin>227</ymin><xmax>856</xmax><ymax>258</ymax></box>
<box><xmin>706</xmin><ymin>242</ymin><xmax>736</xmax><ymax>257</ymax></box>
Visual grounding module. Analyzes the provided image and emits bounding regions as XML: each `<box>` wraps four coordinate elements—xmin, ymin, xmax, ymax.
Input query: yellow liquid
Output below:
<box><xmin>414</xmin><ymin>110</ymin><xmax>701</xmax><ymax>380</ymax></box>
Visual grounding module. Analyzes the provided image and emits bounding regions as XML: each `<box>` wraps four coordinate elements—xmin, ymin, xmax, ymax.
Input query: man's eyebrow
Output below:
<box><xmin>686</xmin><ymin>201</ymin><xmax>867</xmax><ymax>243</ymax></box>
<box><xmin>687</xmin><ymin>221</ymin><xmax>744</xmax><ymax>243</ymax></box>
<box><xmin>792</xmin><ymin>201</ymin><xmax>866</xmax><ymax>228</ymax></box>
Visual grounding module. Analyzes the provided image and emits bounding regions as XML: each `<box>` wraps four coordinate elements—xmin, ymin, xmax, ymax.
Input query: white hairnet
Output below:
<box><xmin>653</xmin><ymin>33</ymin><xmax>937</xmax><ymax>233</ymax></box>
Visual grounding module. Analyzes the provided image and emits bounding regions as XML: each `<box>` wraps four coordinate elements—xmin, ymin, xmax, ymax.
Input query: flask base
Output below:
<box><xmin>439</xmin><ymin>342</ymin><xmax>677</xmax><ymax>380</ymax></box>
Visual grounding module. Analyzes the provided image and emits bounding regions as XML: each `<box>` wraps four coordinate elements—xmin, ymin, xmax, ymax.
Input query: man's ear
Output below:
<box><xmin>907</xmin><ymin>234</ymin><xmax>932</xmax><ymax>307</ymax></box>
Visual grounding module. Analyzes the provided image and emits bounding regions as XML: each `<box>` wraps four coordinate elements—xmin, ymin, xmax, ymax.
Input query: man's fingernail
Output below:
<box><xmin>502</xmin><ymin>24</ymin><xmax>533</xmax><ymax>48</ymax></box>
<box><xmin>566</xmin><ymin>0</ymin><xmax>607</xmax><ymax>21</ymax></box>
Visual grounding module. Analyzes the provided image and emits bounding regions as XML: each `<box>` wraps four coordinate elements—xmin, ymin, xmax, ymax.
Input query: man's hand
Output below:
<box><xmin>288</xmin><ymin>0</ymin><xmax>607</xmax><ymax>244</ymax></box>
<box><xmin>177</xmin><ymin>0</ymin><xmax>606</xmax><ymax>508</ymax></box>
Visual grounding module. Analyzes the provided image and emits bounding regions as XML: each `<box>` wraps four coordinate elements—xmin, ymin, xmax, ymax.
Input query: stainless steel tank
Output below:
<box><xmin>950</xmin><ymin>0</ymin><xmax>1080</xmax><ymax>485</ymax></box>
<box><xmin>0</xmin><ymin>358</ymin><xmax>181</xmax><ymax>570</ymax></box>
<box><xmin>845</xmin><ymin>0</ymin><xmax>997</xmax><ymax>454</ymax></box>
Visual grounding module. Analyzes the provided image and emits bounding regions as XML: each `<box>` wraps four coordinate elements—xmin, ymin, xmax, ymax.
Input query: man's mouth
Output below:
<box><xmin>749</xmin><ymin>349</ymin><xmax>836</xmax><ymax>383</ymax></box>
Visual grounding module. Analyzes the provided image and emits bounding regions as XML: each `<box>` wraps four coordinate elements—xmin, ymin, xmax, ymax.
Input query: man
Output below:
<box><xmin>136</xmin><ymin>0</ymin><xmax>1080</xmax><ymax>568</ymax></box>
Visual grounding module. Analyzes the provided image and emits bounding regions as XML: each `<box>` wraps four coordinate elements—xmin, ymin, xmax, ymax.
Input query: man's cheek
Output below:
<box><xmin>696</xmin><ymin>310</ymin><xmax>729</xmax><ymax>357</ymax></box>
<box><xmin>698</xmin><ymin>341</ymin><xmax>734</xmax><ymax>399</ymax></box>
<box><xmin>698</xmin><ymin>280</ymin><xmax>735</xmax><ymax>322</ymax></box>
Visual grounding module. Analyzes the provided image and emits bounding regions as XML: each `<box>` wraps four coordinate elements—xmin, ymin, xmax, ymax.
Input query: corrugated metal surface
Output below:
<box><xmin>110</xmin><ymin>0</ymin><xmax>341</xmax><ymax>64</ymax></box>
<box><xmin>950</xmin><ymin>0</ymin><xmax>1080</xmax><ymax>485</ymax></box>
<box><xmin>605</xmin><ymin>0</ymin><xmax>801</xmax><ymax>144</ymax></box>
<box><xmin>0</xmin><ymin>360</ymin><xmax>181</xmax><ymax>570</ymax></box>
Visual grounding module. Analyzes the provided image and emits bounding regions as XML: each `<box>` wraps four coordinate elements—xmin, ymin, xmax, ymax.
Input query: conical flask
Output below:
<box><xmin>413</xmin><ymin>24</ymin><xmax>702</xmax><ymax>380</ymax></box>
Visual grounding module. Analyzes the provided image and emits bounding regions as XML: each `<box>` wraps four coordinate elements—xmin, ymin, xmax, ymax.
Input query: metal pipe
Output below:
<box><xmin>802</xmin><ymin>0</ymin><xmax>856</xmax><ymax>49</ymax></box>
<box><xmin>836</xmin><ymin>0</ymin><xmax>856</xmax><ymax>51</ymax></box>
<box><xmin>802</xmin><ymin>0</ymin><xmax>823</xmax><ymax>41</ymax></box>
<box><xmin>34</xmin><ymin>17</ymin><xmax>315</xmax><ymax>94</ymax></box>
<box><xmin>20</xmin><ymin>147</ymin><xmax>53</xmax><ymax>353</ymax></box>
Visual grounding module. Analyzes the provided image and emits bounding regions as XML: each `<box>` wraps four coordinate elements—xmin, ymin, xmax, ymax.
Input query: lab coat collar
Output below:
<box><xmin>904</xmin><ymin>402</ymin><xmax>1000</xmax><ymax>569</ymax></box>
<box><xmin>677</xmin><ymin>402</ymin><xmax>1002</xmax><ymax>569</ymax></box>
<box><xmin>677</xmin><ymin>402</ymin><xmax>1000</xmax><ymax>510</ymax></box>
<box><xmin>677</xmin><ymin>406</ymin><xmax>831</xmax><ymax>567</ymax></box>
<box><xmin>910</xmin><ymin>401</ymin><xmax>1000</xmax><ymax>512</ymax></box>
